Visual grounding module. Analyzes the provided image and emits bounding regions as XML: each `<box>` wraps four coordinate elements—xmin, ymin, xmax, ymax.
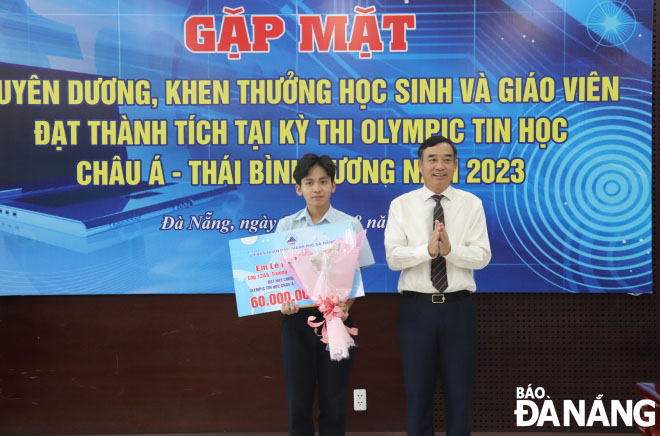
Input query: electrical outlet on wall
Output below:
<box><xmin>353</xmin><ymin>388</ymin><xmax>367</xmax><ymax>411</ymax></box>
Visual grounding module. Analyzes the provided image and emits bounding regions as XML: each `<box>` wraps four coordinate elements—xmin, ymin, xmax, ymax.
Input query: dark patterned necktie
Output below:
<box><xmin>431</xmin><ymin>194</ymin><xmax>448</xmax><ymax>292</ymax></box>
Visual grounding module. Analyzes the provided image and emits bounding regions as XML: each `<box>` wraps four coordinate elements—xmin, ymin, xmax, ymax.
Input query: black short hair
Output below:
<box><xmin>293</xmin><ymin>153</ymin><xmax>335</xmax><ymax>185</ymax></box>
<box><xmin>418</xmin><ymin>136</ymin><xmax>457</xmax><ymax>161</ymax></box>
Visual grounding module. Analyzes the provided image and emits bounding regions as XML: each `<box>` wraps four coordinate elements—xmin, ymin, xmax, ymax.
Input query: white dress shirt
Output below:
<box><xmin>384</xmin><ymin>185</ymin><xmax>491</xmax><ymax>293</ymax></box>
<box><xmin>276</xmin><ymin>206</ymin><xmax>375</xmax><ymax>268</ymax></box>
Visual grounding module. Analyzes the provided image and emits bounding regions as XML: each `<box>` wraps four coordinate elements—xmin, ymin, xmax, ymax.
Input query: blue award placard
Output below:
<box><xmin>229</xmin><ymin>221</ymin><xmax>365</xmax><ymax>317</ymax></box>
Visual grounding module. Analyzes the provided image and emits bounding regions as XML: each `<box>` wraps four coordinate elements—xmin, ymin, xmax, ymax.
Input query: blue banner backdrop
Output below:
<box><xmin>0</xmin><ymin>0</ymin><xmax>652</xmax><ymax>294</ymax></box>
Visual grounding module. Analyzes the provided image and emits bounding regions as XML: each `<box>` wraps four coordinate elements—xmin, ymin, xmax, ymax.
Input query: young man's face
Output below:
<box><xmin>295</xmin><ymin>164</ymin><xmax>336</xmax><ymax>209</ymax></box>
<box><xmin>418</xmin><ymin>142</ymin><xmax>457</xmax><ymax>193</ymax></box>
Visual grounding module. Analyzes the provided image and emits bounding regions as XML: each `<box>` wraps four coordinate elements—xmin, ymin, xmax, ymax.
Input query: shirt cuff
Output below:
<box><xmin>416</xmin><ymin>243</ymin><xmax>434</xmax><ymax>261</ymax></box>
<box><xmin>444</xmin><ymin>245</ymin><xmax>461</xmax><ymax>263</ymax></box>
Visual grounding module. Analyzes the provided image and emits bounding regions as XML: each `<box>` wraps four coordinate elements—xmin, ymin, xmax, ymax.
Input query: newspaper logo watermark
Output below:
<box><xmin>514</xmin><ymin>385</ymin><xmax>656</xmax><ymax>428</ymax></box>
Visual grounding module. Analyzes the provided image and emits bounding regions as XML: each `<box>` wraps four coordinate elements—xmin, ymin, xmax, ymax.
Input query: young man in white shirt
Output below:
<box><xmin>277</xmin><ymin>153</ymin><xmax>375</xmax><ymax>436</ymax></box>
<box><xmin>384</xmin><ymin>136</ymin><xmax>491</xmax><ymax>436</ymax></box>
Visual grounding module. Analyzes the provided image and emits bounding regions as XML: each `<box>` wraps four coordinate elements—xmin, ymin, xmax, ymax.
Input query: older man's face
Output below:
<box><xmin>419</xmin><ymin>142</ymin><xmax>456</xmax><ymax>193</ymax></box>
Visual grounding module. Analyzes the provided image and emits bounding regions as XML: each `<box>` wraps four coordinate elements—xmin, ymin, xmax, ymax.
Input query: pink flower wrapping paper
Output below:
<box><xmin>282</xmin><ymin>229</ymin><xmax>366</xmax><ymax>361</ymax></box>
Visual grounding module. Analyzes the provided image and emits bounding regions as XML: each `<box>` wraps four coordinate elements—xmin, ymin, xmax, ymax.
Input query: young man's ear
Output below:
<box><xmin>295</xmin><ymin>184</ymin><xmax>303</xmax><ymax>196</ymax></box>
<box><xmin>331</xmin><ymin>181</ymin><xmax>336</xmax><ymax>193</ymax></box>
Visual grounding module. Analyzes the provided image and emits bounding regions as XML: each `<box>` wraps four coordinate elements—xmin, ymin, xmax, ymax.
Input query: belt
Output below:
<box><xmin>401</xmin><ymin>290</ymin><xmax>472</xmax><ymax>303</ymax></box>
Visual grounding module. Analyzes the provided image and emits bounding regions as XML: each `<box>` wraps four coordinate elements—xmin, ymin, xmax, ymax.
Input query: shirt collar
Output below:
<box><xmin>294</xmin><ymin>205</ymin><xmax>336</xmax><ymax>225</ymax></box>
<box><xmin>420</xmin><ymin>185</ymin><xmax>455</xmax><ymax>202</ymax></box>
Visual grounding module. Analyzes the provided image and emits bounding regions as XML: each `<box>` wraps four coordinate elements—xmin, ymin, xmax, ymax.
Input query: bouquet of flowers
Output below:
<box><xmin>282</xmin><ymin>228</ymin><xmax>366</xmax><ymax>361</ymax></box>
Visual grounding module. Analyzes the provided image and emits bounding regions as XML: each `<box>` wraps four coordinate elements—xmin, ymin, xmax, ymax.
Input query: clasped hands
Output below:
<box><xmin>427</xmin><ymin>220</ymin><xmax>451</xmax><ymax>258</ymax></box>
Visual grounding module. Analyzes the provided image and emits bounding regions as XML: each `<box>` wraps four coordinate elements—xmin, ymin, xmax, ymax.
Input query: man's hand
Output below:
<box><xmin>281</xmin><ymin>299</ymin><xmax>300</xmax><ymax>315</ymax></box>
<box><xmin>338</xmin><ymin>302</ymin><xmax>349</xmax><ymax>321</ymax></box>
<box><xmin>437</xmin><ymin>222</ymin><xmax>451</xmax><ymax>256</ymax></box>
<box><xmin>428</xmin><ymin>220</ymin><xmax>451</xmax><ymax>258</ymax></box>
<box><xmin>427</xmin><ymin>219</ymin><xmax>442</xmax><ymax>257</ymax></box>
<box><xmin>338</xmin><ymin>298</ymin><xmax>356</xmax><ymax>321</ymax></box>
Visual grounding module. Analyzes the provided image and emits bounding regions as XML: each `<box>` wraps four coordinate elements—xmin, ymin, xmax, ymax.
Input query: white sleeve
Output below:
<box><xmin>384</xmin><ymin>198</ymin><xmax>433</xmax><ymax>271</ymax></box>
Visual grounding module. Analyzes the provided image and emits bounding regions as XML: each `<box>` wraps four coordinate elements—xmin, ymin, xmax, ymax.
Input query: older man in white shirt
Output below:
<box><xmin>384</xmin><ymin>136</ymin><xmax>491</xmax><ymax>436</ymax></box>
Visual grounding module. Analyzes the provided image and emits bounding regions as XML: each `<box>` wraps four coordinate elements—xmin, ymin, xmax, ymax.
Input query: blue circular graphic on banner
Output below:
<box><xmin>495</xmin><ymin>79</ymin><xmax>651</xmax><ymax>292</ymax></box>
<box><xmin>586</xmin><ymin>2</ymin><xmax>637</xmax><ymax>47</ymax></box>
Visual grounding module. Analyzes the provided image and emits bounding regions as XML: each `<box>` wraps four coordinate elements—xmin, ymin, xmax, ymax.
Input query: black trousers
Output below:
<box><xmin>398</xmin><ymin>293</ymin><xmax>478</xmax><ymax>436</ymax></box>
<box><xmin>281</xmin><ymin>308</ymin><xmax>355</xmax><ymax>436</ymax></box>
